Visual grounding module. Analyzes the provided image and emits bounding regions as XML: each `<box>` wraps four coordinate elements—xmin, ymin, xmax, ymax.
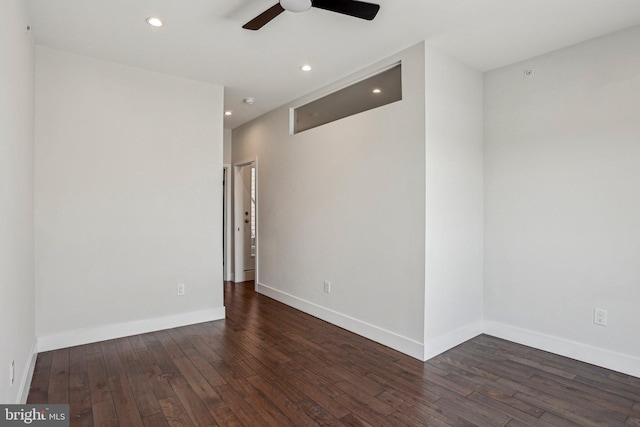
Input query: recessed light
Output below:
<box><xmin>372</xmin><ymin>88</ymin><xmax>382</xmax><ymax>94</ymax></box>
<box><xmin>224</xmin><ymin>111</ymin><xmax>232</xmax><ymax>116</ymax></box>
<box><xmin>300</xmin><ymin>65</ymin><xmax>312</xmax><ymax>72</ymax></box>
<box><xmin>146</xmin><ymin>17</ymin><xmax>163</xmax><ymax>27</ymax></box>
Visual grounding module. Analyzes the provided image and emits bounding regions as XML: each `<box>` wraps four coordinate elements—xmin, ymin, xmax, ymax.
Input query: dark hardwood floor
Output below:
<box><xmin>28</xmin><ymin>281</ymin><xmax>640</xmax><ymax>426</ymax></box>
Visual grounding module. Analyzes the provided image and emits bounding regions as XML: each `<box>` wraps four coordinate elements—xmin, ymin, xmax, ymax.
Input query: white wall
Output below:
<box><xmin>0</xmin><ymin>0</ymin><xmax>36</xmax><ymax>403</ymax></box>
<box><xmin>484</xmin><ymin>26</ymin><xmax>640</xmax><ymax>376</ymax></box>
<box><xmin>223</xmin><ymin>129</ymin><xmax>232</xmax><ymax>165</ymax></box>
<box><xmin>423</xmin><ymin>47</ymin><xmax>484</xmax><ymax>359</ymax></box>
<box><xmin>35</xmin><ymin>47</ymin><xmax>225</xmax><ymax>350</ymax></box>
<box><xmin>233</xmin><ymin>43</ymin><xmax>427</xmax><ymax>358</ymax></box>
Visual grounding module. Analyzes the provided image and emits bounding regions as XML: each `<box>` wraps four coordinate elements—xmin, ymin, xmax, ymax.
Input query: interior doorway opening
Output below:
<box><xmin>222</xmin><ymin>165</ymin><xmax>233</xmax><ymax>281</ymax></box>
<box><xmin>233</xmin><ymin>159</ymin><xmax>258</xmax><ymax>287</ymax></box>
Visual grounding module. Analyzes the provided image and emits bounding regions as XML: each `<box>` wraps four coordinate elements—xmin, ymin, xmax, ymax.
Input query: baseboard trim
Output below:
<box><xmin>256</xmin><ymin>282</ymin><xmax>424</xmax><ymax>359</ymax></box>
<box><xmin>17</xmin><ymin>340</ymin><xmax>38</xmax><ymax>404</ymax></box>
<box><xmin>424</xmin><ymin>322</ymin><xmax>483</xmax><ymax>361</ymax></box>
<box><xmin>37</xmin><ymin>307</ymin><xmax>226</xmax><ymax>353</ymax></box>
<box><xmin>483</xmin><ymin>321</ymin><xmax>640</xmax><ymax>378</ymax></box>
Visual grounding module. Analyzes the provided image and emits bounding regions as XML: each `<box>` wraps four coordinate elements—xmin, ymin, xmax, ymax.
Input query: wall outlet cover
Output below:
<box><xmin>594</xmin><ymin>308</ymin><xmax>608</xmax><ymax>326</ymax></box>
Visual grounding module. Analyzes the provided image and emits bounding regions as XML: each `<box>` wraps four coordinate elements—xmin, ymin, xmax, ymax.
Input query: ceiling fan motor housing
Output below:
<box><xmin>280</xmin><ymin>0</ymin><xmax>312</xmax><ymax>13</ymax></box>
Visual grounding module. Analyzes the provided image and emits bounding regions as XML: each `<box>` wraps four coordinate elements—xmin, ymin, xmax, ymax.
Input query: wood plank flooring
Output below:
<box><xmin>28</xmin><ymin>281</ymin><xmax>640</xmax><ymax>426</ymax></box>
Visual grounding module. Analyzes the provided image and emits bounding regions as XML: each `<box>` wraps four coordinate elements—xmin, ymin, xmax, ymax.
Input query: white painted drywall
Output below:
<box><xmin>0</xmin><ymin>0</ymin><xmax>36</xmax><ymax>403</ymax></box>
<box><xmin>484</xmin><ymin>26</ymin><xmax>640</xmax><ymax>372</ymax></box>
<box><xmin>423</xmin><ymin>47</ymin><xmax>484</xmax><ymax>359</ymax></box>
<box><xmin>223</xmin><ymin>129</ymin><xmax>232</xmax><ymax>165</ymax></box>
<box><xmin>232</xmin><ymin>43</ymin><xmax>427</xmax><ymax>356</ymax></box>
<box><xmin>34</xmin><ymin>47</ymin><xmax>225</xmax><ymax>342</ymax></box>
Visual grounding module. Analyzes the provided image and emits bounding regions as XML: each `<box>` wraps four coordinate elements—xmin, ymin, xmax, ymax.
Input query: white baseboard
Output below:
<box><xmin>17</xmin><ymin>340</ymin><xmax>38</xmax><ymax>404</ymax></box>
<box><xmin>483</xmin><ymin>321</ymin><xmax>640</xmax><ymax>378</ymax></box>
<box><xmin>256</xmin><ymin>282</ymin><xmax>424</xmax><ymax>359</ymax></box>
<box><xmin>424</xmin><ymin>322</ymin><xmax>483</xmax><ymax>361</ymax></box>
<box><xmin>37</xmin><ymin>307</ymin><xmax>226</xmax><ymax>353</ymax></box>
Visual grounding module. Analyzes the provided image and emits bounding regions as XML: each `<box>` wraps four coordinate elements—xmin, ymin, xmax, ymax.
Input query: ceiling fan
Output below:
<box><xmin>243</xmin><ymin>0</ymin><xmax>380</xmax><ymax>30</ymax></box>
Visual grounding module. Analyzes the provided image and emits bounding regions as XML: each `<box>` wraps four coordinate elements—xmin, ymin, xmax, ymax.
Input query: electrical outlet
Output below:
<box><xmin>10</xmin><ymin>360</ymin><xmax>14</xmax><ymax>386</ymax></box>
<box><xmin>324</xmin><ymin>280</ymin><xmax>331</xmax><ymax>293</ymax></box>
<box><xmin>177</xmin><ymin>283</ymin><xmax>185</xmax><ymax>296</ymax></box>
<box><xmin>594</xmin><ymin>308</ymin><xmax>608</xmax><ymax>326</ymax></box>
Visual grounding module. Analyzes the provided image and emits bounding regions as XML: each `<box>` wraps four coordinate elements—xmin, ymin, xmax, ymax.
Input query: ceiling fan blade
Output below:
<box><xmin>311</xmin><ymin>0</ymin><xmax>380</xmax><ymax>20</ymax></box>
<box><xmin>242</xmin><ymin>3</ymin><xmax>285</xmax><ymax>30</ymax></box>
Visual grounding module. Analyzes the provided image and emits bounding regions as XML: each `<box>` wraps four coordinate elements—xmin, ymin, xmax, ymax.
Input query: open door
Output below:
<box><xmin>234</xmin><ymin>160</ymin><xmax>257</xmax><ymax>284</ymax></box>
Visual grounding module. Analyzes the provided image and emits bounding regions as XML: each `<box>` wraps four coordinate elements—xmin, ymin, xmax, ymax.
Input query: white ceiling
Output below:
<box><xmin>25</xmin><ymin>0</ymin><xmax>640</xmax><ymax>129</ymax></box>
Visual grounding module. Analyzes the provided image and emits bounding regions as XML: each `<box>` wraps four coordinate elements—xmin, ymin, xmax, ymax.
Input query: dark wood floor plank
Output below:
<box><xmin>377</xmin><ymin>389</ymin><xmax>449</xmax><ymax>426</ymax></box>
<box><xmin>431</xmin><ymin>353</ymin><xmax>500</xmax><ymax>381</ymax></box>
<box><xmin>246</xmin><ymin>374</ymin><xmax>320</xmax><ymax>427</ymax></box>
<box><xmin>115</xmin><ymin>337</ymin><xmax>137</xmax><ymax>364</ymax></box>
<box><xmin>609</xmin><ymin>372</ymin><xmax>640</xmax><ymax>390</ymax></box>
<box><xmin>421</xmin><ymin>370</ymin><xmax>474</xmax><ymax>397</ymax></box>
<box><xmin>216</xmin><ymin>383</ymin><xmax>277</xmax><ymax>427</ymax></box>
<box><xmin>127</xmin><ymin>335</ymin><xmax>149</xmax><ymax>353</ymax></box>
<box><xmin>141</xmin><ymin>412</ymin><xmax>170</xmax><ymax>427</ymax></box>
<box><xmin>171</xmin><ymin>355</ymin><xmax>225</xmax><ymax>411</ymax></box>
<box><xmin>295</xmin><ymin>398</ymin><xmax>346</xmax><ymax>426</ymax></box>
<box><xmin>85</xmin><ymin>342</ymin><xmax>103</xmax><ymax>355</ymax></box>
<box><xmin>157</xmin><ymin>395</ymin><xmax>195</xmax><ymax>427</ymax></box>
<box><xmin>187</xmin><ymin>323</ymin><xmax>223</xmax><ymax>353</ymax></box>
<box><xmin>68</xmin><ymin>371</ymin><xmax>93</xmax><ymax>427</ymax></box>
<box><xmin>334</xmin><ymin>380</ymin><xmax>394</xmax><ymax>416</ymax></box>
<box><xmin>528</xmin><ymin>373</ymin><xmax>632</xmax><ymax>422</ymax></box>
<box><xmin>469</xmin><ymin>387</ymin><xmax>544</xmax><ymax>419</ymax></box>
<box><xmin>376</xmin><ymin>387</ymin><xmax>475</xmax><ymax>427</ymax></box>
<box><xmin>27</xmin><ymin>351</ymin><xmax>52</xmax><ymax>404</ymax></box>
<box><xmin>48</xmin><ymin>348</ymin><xmax>70</xmax><ymax>404</ymax></box>
<box><xmin>92</xmin><ymin>398</ymin><xmax>119</xmax><ymax>427</ymax></box>
<box><xmin>515</xmin><ymin>390</ymin><xmax>627</xmax><ymax>427</ymax></box>
<box><xmin>69</xmin><ymin>345</ymin><xmax>88</xmax><ymax>376</ymax></box>
<box><xmin>134</xmin><ymin>349</ymin><xmax>176</xmax><ymax>401</ymax></box>
<box><xmin>122</xmin><ymin>359</ymin><xmax>162</xmax><ymax>417</ymax></box>
<box><xmin>339</xmin><ymin>412</ymin><xmax>376</xmax><ymax>426</ymax></box>
<box><xmin>452</xmin><ymin>345</ymin><xmax>534</xmax><ymax>383</ymax></box>
<box><xmin>209</xmin><ymin>406</ymin><xmax>244</xmax><ymax>427</ymax></box>
<box><xmin>442</xmin><ymin>370</ymin><xmax>520</xmax><ymax>397</ymax></box>
<box><xmin>437</xmin><ymin>393</ymin><xmax>512</xmax><ymax>427</ymax></box>
<box><xmin>241</xmin><ymin>356</ymin><xmax>307</xmax><ymax>403</ymax></box>
<box><xmin>539</xmin><ymin>410</ymin><xmax>592</xmax><ymax>426</ymax></box>
<box><xmin>155</xmin><ymin>330</ymin><xmax>188</xmax><ymax>362</ymax></box>
<box><xmin>166</xmin><ymin>327</ymin><xmax>196</xmax><ymax>354</ymax></box>
<box><xmin>144</xmin><ymin>335</ymin><xmax>183</xmax><ymax>380</ymax></box>
<box><xmin>87</xmin><ymin>351</ymin><xmax>111</xmax><ymax>404</ymax></box>
<box><xmin>182</xmin><ymin>331</ymin><xmax>223</xmax><ymax>365</ymax></box>
<box><xmin>168</xmin><ymin>375</ymin><xmax>219</xmax><ymax>426</ymax></box>
<box><xmin>333</xmin><ymin>393</ymin><xmax>397</xmax><ymax>427</ymax></box>
<box><xmin>181</xmin><ymin>347</ymin><xmax>226</xmax><ymax>388</ymax></box>
<box><xmin>626</xmin><ymin>415</ymin><xmax>640</xmax><ymax>426</ymax></box>
<box><xmin>465</xmin><ymin>391</ymin><xmax>549</xmax><ymax>426</ymax></box>
<box><xmin>573</xmin><ymin>372</ymin><xmax>640</xmax><ymax>402</ymax></box>
<box><xmin>387</xmin><ymin>409</ymin><xmax>453</xmax><ymax>427</ymax></box>
<box><xmin>27</xmin><ymin>281</ymin><xmax>640</xmax><ymax>426</ymax></box>
<box><xmin>100</xmin><ymin>340</ymin><xmax>145</xmax><ymax>427</ymax></box>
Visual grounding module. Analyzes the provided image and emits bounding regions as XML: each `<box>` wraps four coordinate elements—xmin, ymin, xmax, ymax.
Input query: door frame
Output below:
<box><xmin>223</xmin><ymin>164</ymin><xmax>233</xmax><ymax>281</ymax></box>
<box><xmin>233</xmin><ymin>157</ymin><xmax>258</xmax><ymax>288</ymax></box>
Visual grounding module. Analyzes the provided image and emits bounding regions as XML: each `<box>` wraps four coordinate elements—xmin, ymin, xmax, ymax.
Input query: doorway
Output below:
<box><xmin>223</xmin><ymin>165</ymin><xmax>233</xmax><ymax>281</ymax></box>
<box><xmin>233</xmin><ymin>159</ymin><xmax>257</xmax><ymax>285</ymax></box>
